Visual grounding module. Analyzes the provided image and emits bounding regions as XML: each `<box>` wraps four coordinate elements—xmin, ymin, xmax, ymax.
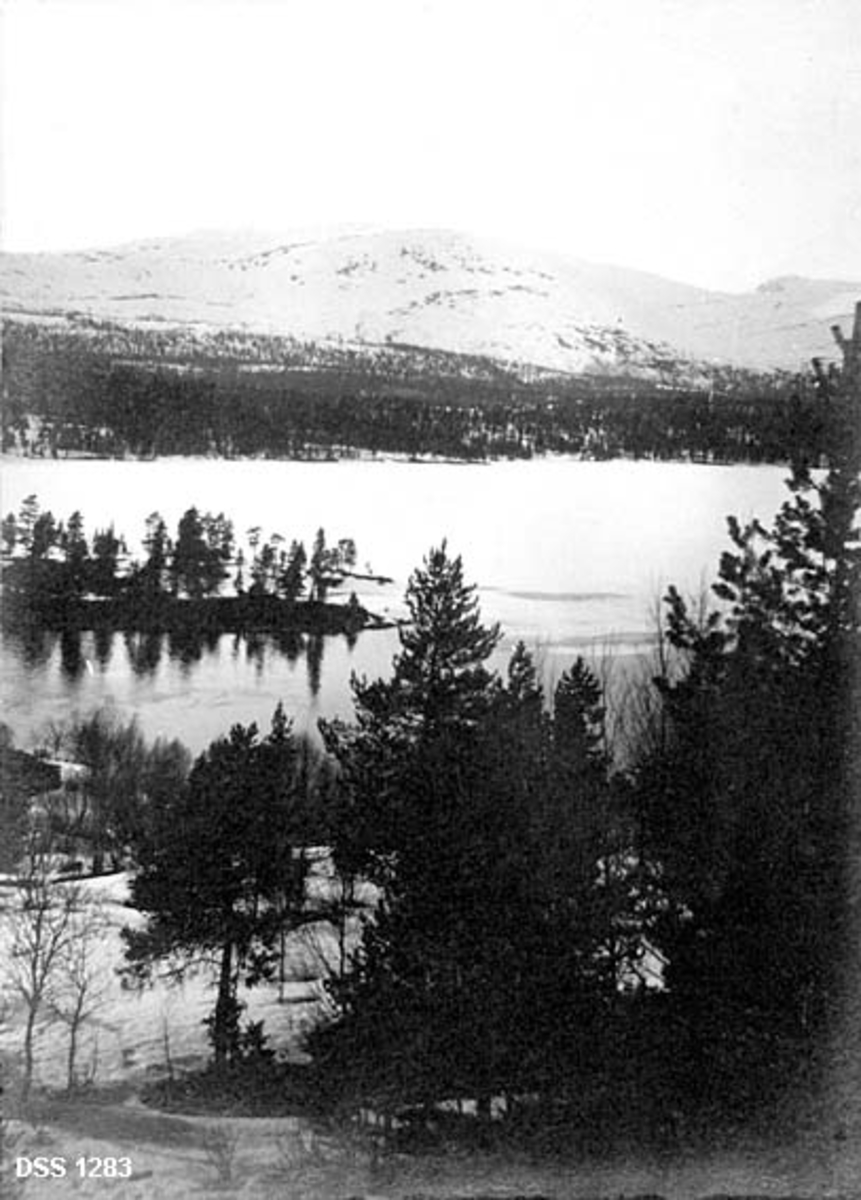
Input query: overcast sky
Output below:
<box><xmin>1</xmin><ymin>0</ymin><xmax>859</xmax><ymax>291</ymax></box>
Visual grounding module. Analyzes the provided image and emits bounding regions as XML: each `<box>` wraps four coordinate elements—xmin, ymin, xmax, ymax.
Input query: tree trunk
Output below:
<box><xmin>278</xmin><ymin>916</ymin><xmax>286</xmax><ymax>1003</ymax></box>
<box><xmin>22</xmin><ymin>1005</ymin><xmax>37</xmax><ymax>1103</ymax></box>
<box><xmin>91</xmin><ymin>842</ymin><xmax>104</xmax><ymax>876</ymax></box>
<box><xmin>67</xmin><ymin>1021</ymin><xmax>79</xmax><ymax>1093</ymax></box>
<box><xmin>213</xmin><ymin>940</ymin><xmax>234</xmax><ymax>1068</ymax></box>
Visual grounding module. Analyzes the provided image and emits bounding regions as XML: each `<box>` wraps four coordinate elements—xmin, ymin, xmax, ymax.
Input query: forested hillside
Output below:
<box><xmin>1</xmin><ymin>317</ymin><xmax>829</xmax><ymax>464</ymax></box>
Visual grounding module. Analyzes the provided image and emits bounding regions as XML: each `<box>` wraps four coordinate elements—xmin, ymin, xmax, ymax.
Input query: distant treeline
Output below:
<box><xmin>1</xmin><ymin>318</ymin><xmax>833</xmax><ymax>464</ymax></box>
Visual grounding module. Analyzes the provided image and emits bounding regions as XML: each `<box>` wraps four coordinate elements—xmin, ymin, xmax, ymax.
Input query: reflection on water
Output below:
<box><xmin>59</xmin><ymin>630</ymin><xmax>85</xmax><ymax>681</ymax></box>
<box><xmin>306</xmin><ymin>635</ymin><xmax>324</xmax><ymax>697</ymax></box>
<box><xmin>124</xmin><ymin>630</ymin><xmax>164</xmax><ymax>676</ymax></box>
<box><xmin>94</xmin><ymin>625</ymin><xmax>113</xmax><ymax>669</ymax></box>
<box><xmin>239</xmin><ymin>628</ymin><xmax>305</xmax><ymax>675</ymax></box>
<box><xmin>1</xmin><ymin>616</ymin><xmax>392</xmax><ymax>754</ymax></box>
<box><xmin>166</xmin><ymin>626</ymin><xmax>222</xmax><ymax>672</ymax></box>
<box><xmin>11</xmin><ymin>625</ymin><xmax>56</xmax><ymax>671</ymax></box>
<box><xmin>3</xmin><ymin>625</ymin><xmax>333</xmax><ymax>698</ymax></box>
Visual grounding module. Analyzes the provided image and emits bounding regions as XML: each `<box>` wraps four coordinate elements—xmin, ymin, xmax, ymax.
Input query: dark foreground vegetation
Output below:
<box><xmin>0</xmin><ymin>499</ymin><xmax>378</xmax><ymax>637</ymax></box>
<box><xmin>2</xmin><ymin>311</ymin><xmax>858</xmax><ymax>1163</ymax></box>
<box><xmin>1</xmin><ymin>316</ymin><xmax>834</xmax><ymax>464</ymax></box>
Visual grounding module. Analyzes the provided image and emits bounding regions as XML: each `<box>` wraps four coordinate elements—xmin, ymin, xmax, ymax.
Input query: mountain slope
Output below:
<box><xmin>2</xmin><ymin>228</ymin><xmax>857</xmax><ymax>373</ymax></box>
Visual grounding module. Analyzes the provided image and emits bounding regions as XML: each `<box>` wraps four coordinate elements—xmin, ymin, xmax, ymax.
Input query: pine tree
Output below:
<box><xmin>29</xmin><ymin>511</ymin><xmax>58</xmax><ymax>560</ymax></box>
<box><xmin>385</xmin><ymin>541</ymin><xmax>501</xmax><ymax>735</ymax></box>
<box><xmin>16</xmin><ymin>494</ymin><xmax>40</xmax><ymax>553</ymax></box>
<box><xmin>123</xmin><ymin>706</ymin><xmax>309</xmax><ymax>1067</ymax></box>
<box><xmin>61</xmin><ymin>510</ymin><xmax>90</xmax><ymax>596</ymax></box>
<box><xmin>317</xmin><ymin>544</ymin><xmax>510</xmax><ymax>1103</ymax></box>
<box><xmin>308</xmin><ymin>527</ymin><xmax>328</xmax><ymax>602</ymax></box>
<box><xmin>89</xmin><ymin>526</ymin><xmax>121</xmax><ymax>597</ymax></box>
<box><xmin>170</xmin><ymin>507</ymin><xmax>208</xmax><ymax>598</ymax></box>
<box><xmin>279</xmin><ymin>539</ymin><xmax>307</xmax><ymax>602</ymax></box>
<box><xmin>138</xmin><ymin>511</ymin><xmax>171</xmax><ymax>597</ymax></box>
<box><xmin>321</xmin><ymin>543</ymin><xmax>501</xmax><ymax>885</ymax></box>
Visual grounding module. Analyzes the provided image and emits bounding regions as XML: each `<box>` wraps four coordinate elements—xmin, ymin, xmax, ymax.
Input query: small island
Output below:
<box><xmin>0</xmin><ymin>496</ymin><xmax>393</xmax><ymax>637</ymax></box>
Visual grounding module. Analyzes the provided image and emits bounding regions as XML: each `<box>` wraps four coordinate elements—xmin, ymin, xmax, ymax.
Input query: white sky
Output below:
<box><xmin>1</xmin><ymin>0</ymin><xmax>859</xmax><ymax>290</ymax></box>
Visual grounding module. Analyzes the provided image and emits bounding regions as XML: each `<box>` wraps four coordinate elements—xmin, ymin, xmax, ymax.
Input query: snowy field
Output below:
<box><xmin>0</xmin><ymin>863</ymin><xmax>364</xmax><ymax>1091</ymax></box>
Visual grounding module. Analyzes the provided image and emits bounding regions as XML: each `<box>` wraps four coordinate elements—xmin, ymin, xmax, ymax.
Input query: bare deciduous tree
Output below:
<box><xmin>3</xmin><ymin>839</ymin><xmax>82</xmax><ymax>1102</ymax></box>
<box><xmin>49</xmin><ymin>896</ymin><xmax>111</xmax><ymax>1092</ymax></box>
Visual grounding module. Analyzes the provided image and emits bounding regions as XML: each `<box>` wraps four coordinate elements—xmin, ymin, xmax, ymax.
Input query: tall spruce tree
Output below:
<box><xmin>317</xmin><ymin>544</ymin><xmax>528</xmax><ymax>1105</ymax></box>
<box><xmin>321</xmin><ymin>543</ymin><xmax>501</xmax><ymax>883</ymax></box>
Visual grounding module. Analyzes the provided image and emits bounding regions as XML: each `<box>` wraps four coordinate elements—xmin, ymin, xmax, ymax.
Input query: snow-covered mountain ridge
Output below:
<box><xmin>2</xmin><ymin>228</ymin><xmax>857</xmax><ymax>375</ymax></box>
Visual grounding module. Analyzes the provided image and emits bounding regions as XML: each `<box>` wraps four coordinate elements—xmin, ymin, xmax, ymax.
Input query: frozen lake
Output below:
<box><xmin>0</xmin><ymin>455</ymin><xmax>791</xmax><ymax>752</ymax></box>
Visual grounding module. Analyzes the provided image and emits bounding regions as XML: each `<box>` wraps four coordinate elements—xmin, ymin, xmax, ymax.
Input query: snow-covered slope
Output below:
<box><xmin>2</xmin><ymin>227</ymin><xmax>857</xmax><ymax>372</ymax></box>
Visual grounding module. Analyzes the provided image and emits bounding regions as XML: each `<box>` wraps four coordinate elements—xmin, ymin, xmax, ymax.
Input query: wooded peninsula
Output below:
<box><xmin>0</xmin><ymin>498</ymin><xmax>385</xmax><ymax>636</ymax></box>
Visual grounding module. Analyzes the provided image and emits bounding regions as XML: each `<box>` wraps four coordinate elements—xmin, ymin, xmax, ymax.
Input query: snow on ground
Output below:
<box><xmin>2</xmin><ymin>868</ymin><xmax>856</xmax><ymax>1197</ymax></box>
<box><xmin>0</xmin><ymin>865</ymin><xmax>358</xmax><ymax>1092</ymax></box>
<box><xmin>5</xmin><ymin>1106</ymin><xmax>858</xmax><ymax>1199</ymax></box>
<box><xmin>4</xmin><ymin>227</ymin><xmax>854</xmax><ymax>370</ymax></box>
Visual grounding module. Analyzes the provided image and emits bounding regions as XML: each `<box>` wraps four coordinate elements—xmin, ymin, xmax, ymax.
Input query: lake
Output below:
<box><xmin>0</xmin><ymin>455</ymin><xmax>792</xmax><ymax>753</ymax></box>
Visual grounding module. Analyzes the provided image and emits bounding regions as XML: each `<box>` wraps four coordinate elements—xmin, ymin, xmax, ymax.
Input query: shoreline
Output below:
<box><xmin>0</xmin><ymin>593</ymin><xmax>396</xmax><ymax>637</ymax></box>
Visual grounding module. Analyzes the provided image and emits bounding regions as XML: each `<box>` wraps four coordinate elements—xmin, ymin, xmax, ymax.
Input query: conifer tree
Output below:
<box><xmin>636</xmin><ymin>309</ymin><xmax>861</xmax><ymax>1110</ymax></box>
<box><xmin>89</xmin><ymin>525</ymin><xmax>121</xmax><ymax>597</ymax></box>
<box><xmin>138</xmin><ymin>512</ymin><xmax>171</xmax><ymax>597</ymax></box>
<box><xmin>317</xmin><ymin>544</ymin><xmax>510</xmax><ymax>1101</ymax></box>
<box><xmin>61</xmin><ymin>510</ymin><xmax>90</xmax><ymax>597</ymax></box>
<box><xmin>123</xmin><ymin>705</ymin><xmax>309</xmax><ymax>1067</ymax></box>
<box><xmin>279</xmin><ymin>539</ymin><xmax>307</xmax><ymax>602</ymax></box>
<box><xmin>308</xmin><ymin>527</ymin><xmax>328</xmax><ymax>602</ymax></box>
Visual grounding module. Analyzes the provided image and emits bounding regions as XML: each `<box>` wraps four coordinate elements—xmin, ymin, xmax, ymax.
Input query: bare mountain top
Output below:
<box><xmin>2</xmin><ymin>227</ymin><xmax>857</xmax><ymax>373</ymax></box>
